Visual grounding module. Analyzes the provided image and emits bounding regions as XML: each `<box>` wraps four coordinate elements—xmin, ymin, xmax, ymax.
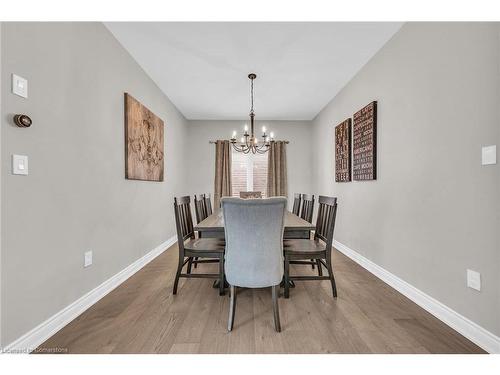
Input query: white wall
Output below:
<box><xmin>1</xmin><ymin>22</ymin><xmax>189</xmax><ymax>346</ymax></box>
<box><xmin>186</xmin><ymin>120</ymin><xmax>314</xmax><ymax>208</ymax></box>
<box><xmin>312</xmin><ymin>22</ymin><xmax>500</xmax><ymax>336</ymax></box>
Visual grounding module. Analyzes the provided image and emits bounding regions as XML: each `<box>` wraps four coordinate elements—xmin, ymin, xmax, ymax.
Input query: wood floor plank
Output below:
<box><xmin>36</xmin><ymin>243</ymin><xmax>486</xmax><ymax>354</ymax></box>
<box><xmin>169</xmin><ymin>343</ymin><xmax>200</xmax><ymax>354</ymax></box>
<box><xmin>252</xmin><ymin>288</ymin><xmax>287</xmax><ymax>353</ymax></box>
<box><xmin>226</xmin><ymin>287</ymin><xmax>256</xmax><ymax>353</ymax></box>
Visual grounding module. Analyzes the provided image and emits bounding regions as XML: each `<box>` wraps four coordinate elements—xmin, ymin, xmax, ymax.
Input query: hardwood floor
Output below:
<box><xmin>37</xmin><ymin>243</ymin><xmax>485</xmax><ymax>354</ymax></box>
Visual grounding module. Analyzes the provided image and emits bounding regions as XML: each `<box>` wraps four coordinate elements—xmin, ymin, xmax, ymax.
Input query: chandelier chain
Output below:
<box><xmin>250</xmin><ymin>76</ymin><xmax>254</xmax><ymax>114</ymax></box>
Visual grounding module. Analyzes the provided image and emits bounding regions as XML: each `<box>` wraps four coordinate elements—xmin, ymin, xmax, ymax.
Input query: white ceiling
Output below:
<box><xmin>105</xmin><ymin>22</ymin><xmax>402</xmax><ymax>120</ymax></box>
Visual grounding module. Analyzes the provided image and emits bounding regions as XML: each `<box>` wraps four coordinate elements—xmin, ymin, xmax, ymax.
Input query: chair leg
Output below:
<box><xmin>311</xmin><ymin>259</ymin><xmax>315</xmax><ymax>269</ymax></box>
<box><xmin>284</xmin><ymin>256</ymin><xmax>290</xmax><ymax>299</ymax></box>
<box><xmin>187</xmin><ymin>257</ymin><xmax>193</xmax><ymax>274</ymax></box>
<box><xmin>219</xmin><ymin>254</ymin><xmax>225</xmax><ymax>296</ymax></box>
<box><xmin>194</xmin><ymin>256</ymin><xmax>199</xmax><ymax>269</ymax></box>
<box><xmin>228</xmin><ymin>285</ymin><xmax>236</xmax><ymax>331</ymax></box>
<box><xmin>173</xmin><ymin>253</ymin><xmax>185</xmax><ymax>295</ymax></box>
<box><xmin>326</xmin><ymin>257</ymin><xmax>338</xmax><ymax>298</ymax></box>
<box><xmin>316</xmin><ymin>259</ymin><xmax>323</xmax><ymax>276</ymax></box>
<box><xmin>272</xmin><ymin>285</ymin><xmax>281</xmax><ymax>332</ymax></box>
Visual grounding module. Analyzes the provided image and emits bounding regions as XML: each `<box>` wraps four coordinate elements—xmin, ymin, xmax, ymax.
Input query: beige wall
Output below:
<box><xmin>185</xmin><ymin>120</ymin><xmax>314</xmax><ymax>209</ymax></box>
<box><xmin>0</xmin><ymin>22</ymin><xmax>189</xmax><ymax>346</ymax></box>
<box><xmin>312</xmin><ymin>22</ymin><xmax>500</xmax><ymax>335</ymax></box>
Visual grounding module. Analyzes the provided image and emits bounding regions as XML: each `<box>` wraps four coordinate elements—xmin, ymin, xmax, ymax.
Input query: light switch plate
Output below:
<box><xmin>84</xmin><ymin>251</ymin><xmax>93</xmax><ymax>268</ymax></box>
<box><xmin>467</xmin><ymin>269</ymin><xmax>481</xmax><ymax>291</ymax></box>
<box><xmin>12</xmin><ymin>74</ymin><xmax>28</xmax><ymax>98</ymax></box>
<box><xmin>12</xmin><ymin>154</ymin><xmax>29</xmax><ymax>175</ymax></box>
<box><xmin>481</xmin><ymin>145</ymin><xmax>496</xmax><ymax>165</ymax></box>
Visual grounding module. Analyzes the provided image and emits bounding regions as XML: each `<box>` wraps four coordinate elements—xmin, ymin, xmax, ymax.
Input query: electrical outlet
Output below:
<box><xmin>84</xmin><ymin>251</ymin><xmax>93</xmax><ymax>268</ymax></box>
<box><xmin>466</xmin><ymin>269</ymin><xmax>481</xmax><ymax>291</ymax></box>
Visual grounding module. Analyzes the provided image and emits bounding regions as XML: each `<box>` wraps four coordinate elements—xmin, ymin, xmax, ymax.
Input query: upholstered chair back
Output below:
<box><xmin>221</xmin><ymin>197</ymin><xmax>287</xmax><ymax>288</ymax></box>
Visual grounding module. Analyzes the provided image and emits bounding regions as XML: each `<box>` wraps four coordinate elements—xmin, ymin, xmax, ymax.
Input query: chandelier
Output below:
<box><xmin>230</xmin><ymin>73</ymin><xmax>275</xmax><ymax>154</ymax></box>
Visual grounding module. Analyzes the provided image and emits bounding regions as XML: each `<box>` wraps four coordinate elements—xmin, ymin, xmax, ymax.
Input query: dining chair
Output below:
<box><xmin>283</xmin><ymin>193</ymin><xmax>310</xmax><ymax>240</ymax></box>
<box><xmin>222</xmin><ymin>197</ymin><xmax>287</xmax><ymax>332</ymax></box>
<box><xmin>239</xmin><ymin>191</ymin><xmax>262</xmax><ymax>199</ymax></box>
<box><xmin>193</xmin><ymin>193</ymin><xmax>214</xmax><ymax>267</ymax></box>
<box><xmin>299</xmin><ymin>194</ymin><xmax>316</xmax><ymax>270</ymax></box>
<box><xmin>292</xmin><ymin>193</ymin><xmax>302</xmax><ymax>216</ymax></box>
<box><xmin>192</xmin><ymin>194</ymin><xmax>211</xmax><ymax>269</ymax></box>
<box><xmin>194</xmin><ymin>194</ymin><xmax>208</xmax><ymax>224</ymax></box>
<box><xmin>300</xmin><ymin>194</ymin><xmax>315</xmax><ymax>223</ymax></box>
<box><xmin>283</xmin><ymin>196</ymin><xmax>338</xmax><ymax>299</ymax></box>
<box><xmin>204</xmin><ymin>193</ymin><xmax>213</xmax><ymax>216</ymax></box>
<box><xmin>173</xmin><ymin>196</ymin><xmax>226</xmax><ymax>296</ymax></box>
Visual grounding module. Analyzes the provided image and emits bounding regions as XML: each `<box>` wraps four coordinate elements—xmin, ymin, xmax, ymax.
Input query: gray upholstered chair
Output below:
<box><xmin>221</xmin><ymin>197</ymin><xmax>287</xmax><ymax>332</ymax></box>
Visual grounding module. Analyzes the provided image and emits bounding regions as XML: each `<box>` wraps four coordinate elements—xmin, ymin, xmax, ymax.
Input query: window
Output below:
<box><xmin>231</xmin><ymin>149</ymin><xmax>268</xmax><ymax>197</ymax></box>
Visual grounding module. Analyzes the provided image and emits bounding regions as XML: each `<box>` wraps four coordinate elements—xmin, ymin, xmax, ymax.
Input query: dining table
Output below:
<box><xmin>194</xmin><ymin>208</ymin><xmax>315</xmax><ymax>239</ymax></box>
<box><xmin>194</xmin><ymin>208</ymin><xmax>315</xmax><ymax>289</ymax></box>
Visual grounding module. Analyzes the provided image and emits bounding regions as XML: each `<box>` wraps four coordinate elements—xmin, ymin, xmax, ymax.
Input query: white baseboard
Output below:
<box><xmin>2</xmin><ymin>236</ymin><xmax>177</xmax><ymax>354</ymax></box>
<box><xmin>333</xmin><ymin>240</ymin><xmax>500</xmax><ymax>354</ymax></box>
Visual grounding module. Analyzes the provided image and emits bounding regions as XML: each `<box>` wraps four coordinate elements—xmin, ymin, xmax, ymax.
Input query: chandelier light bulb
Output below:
<box><xmin>240</xmin><ymin>137</ymin><xmax>245</xmax><ymax>143</ymax></box>
<box><xmin>262</xmin><ymin>126</ymin><xmax>266</xmax><ymax>133</ymax></box>
<box><xmin>232</xmin><ymin>131</ymin><xmax>237</xmax><ymax>138</ymax></box>
<box><xmin>270</xmin><ymin>132</ymin><xmax>274</xmax><ymax>139</ymax></box>
<box><xmin>244</xmin><ymin>124</ymin><xmax>248</xmax><ymax>132</ymax></box>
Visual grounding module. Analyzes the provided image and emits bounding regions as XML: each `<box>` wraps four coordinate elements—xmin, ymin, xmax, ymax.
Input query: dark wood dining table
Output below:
<box><xmin>194</xmin><ymin>209</ymin><xmax>315</xmax><ymax>239</ymax></box>
<box><xmin>194</xmin><ymin>209</ymin><xmax>314</xmax><ymax>289</ymax></box>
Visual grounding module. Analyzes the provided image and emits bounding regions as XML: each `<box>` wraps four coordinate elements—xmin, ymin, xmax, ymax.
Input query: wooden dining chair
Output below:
<box><xmin>292</xmin><ymin>193</ymin><xmax>302</xmax><ymax>216</ymax></box>
<box><xmin>283</xmin><ymin>193</ymin><xmax>310</xmax><ymax>240</ymax></box>
<box><xmin>283</xmin><ymin>196</ymin><xmax>338</xmax><ymax>299</ymax></box>
<box><xmin>173</xmin><ymin>196</ymin><xmax>226</xmax><ymax>296</ymax></box>
<box><xmin>239</xmin><ymin>191</ymin><xmax>262</xmax><ymax>199</ymax></box>
<box><xmin>222</xmin><ymin>197</ymin><xmax>287</xmax><ymax>332</ymax></box>
<box><xmin>204</xmin><ymin>193</ymin><xmax>213</xmax><ymax>216</ymax></box>
<box><xmin>299</xmin><ymin>194</ymin><xmax>316</xmax><ymax>270</ymax></box>
<box><xmin>192</xmin><ymin>194</ymin><xmax>211</xmax><ymax>268</ymax></box>
<box><xmin>194</xmin><ymin>194</ymin><xmax>208</xmax><ymax>224</ymax></box>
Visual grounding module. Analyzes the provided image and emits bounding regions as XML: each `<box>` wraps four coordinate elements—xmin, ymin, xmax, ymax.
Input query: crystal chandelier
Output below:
<box><xmin>230</xmin><ymin>73</ymin><xmax>275</xmax><ymax>154</ymax></box>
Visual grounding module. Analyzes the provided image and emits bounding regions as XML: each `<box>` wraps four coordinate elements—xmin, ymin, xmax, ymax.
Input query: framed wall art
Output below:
<box><xmin>124</xmin><ymin>93</ymin><xmax>164</xmax><ymax>181</ymax></box>
<box><xmin>335</xmin><ymin>118</ymin><xmax>352</xmax><ymax>182</ymax></box>
<box><xmin>353</xmin><ymin>101</ymin><xmax>377</xmax><ymax>181</ymax></box>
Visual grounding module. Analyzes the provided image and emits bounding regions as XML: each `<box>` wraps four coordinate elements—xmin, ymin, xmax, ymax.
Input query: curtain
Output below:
<box><xmin>214</xmin><ymin>140</ymin><xmax>232</xmax><ymax>208</ymax></box>
<box><xmin>267</xmin><ymin>141</ymin><xmax>288</xmax><ymax>197</ymax></box>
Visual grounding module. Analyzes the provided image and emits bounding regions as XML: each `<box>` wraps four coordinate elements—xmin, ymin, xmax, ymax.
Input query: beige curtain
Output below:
<box><xmin>267</xmin><ymin>141</ymin><xmax>288</xmax><ymax>197</ymax></box>
<box><xmin>214</xmin><ymin>140</ymin><xmax>232</xmax><ymax>208</ymax></box>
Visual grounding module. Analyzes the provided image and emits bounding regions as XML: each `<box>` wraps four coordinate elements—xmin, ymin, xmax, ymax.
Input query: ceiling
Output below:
<box><xmin>105</xmin><ymin>22</ymin><xmax>402</xmax><ymax>120</ymax></box>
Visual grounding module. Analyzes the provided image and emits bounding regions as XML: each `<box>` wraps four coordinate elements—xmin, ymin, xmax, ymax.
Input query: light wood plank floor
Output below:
<box><xmin>37</xmin><ymin>244</ymin><xmax>485</xmax><ymax>354</ymax></box>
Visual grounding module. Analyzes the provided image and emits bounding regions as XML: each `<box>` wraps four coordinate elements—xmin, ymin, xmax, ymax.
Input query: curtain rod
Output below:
<box><xmin>208</xmin><ymin>140</ymin><xmax>289</xmax><ymax>144</ymax></box>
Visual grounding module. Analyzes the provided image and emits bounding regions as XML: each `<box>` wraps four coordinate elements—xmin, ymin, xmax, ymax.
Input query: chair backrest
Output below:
<box><xmin>292</xmin><ymin>193</ymin><xmax>302</xmax><ymax>216</ymax></box>
<box><xmin>174</xmin><ymin>196</ymin><xmax>195</xmax><ymax>250</ymax></box>
<box><xmin>239</xmin><ymin>191</ymin><xmax>262</xmax><ymax>199</ymax></box>
<box><xmin>314</xmin><ymin>196</ymin><xmax>337</xmax><ymax>249</ymax></box>
<box><xmin>300</xmin><ymin>194</ymin><xmax>315</xmax><ymax>223</ymax></box>
<box><xmin>204</xmin><ymin>193</ymin><xmax>213</xmax><ymax>216</ymax></box>
<box><xmin>194</xmin><ymin>194</ymin><xmax>208</xmax><ymax>224</ymax></box>
<box><xmin>222</xmin><ymin>197</ymin><xmax>287</xmax><ymax>288</ymax></box>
